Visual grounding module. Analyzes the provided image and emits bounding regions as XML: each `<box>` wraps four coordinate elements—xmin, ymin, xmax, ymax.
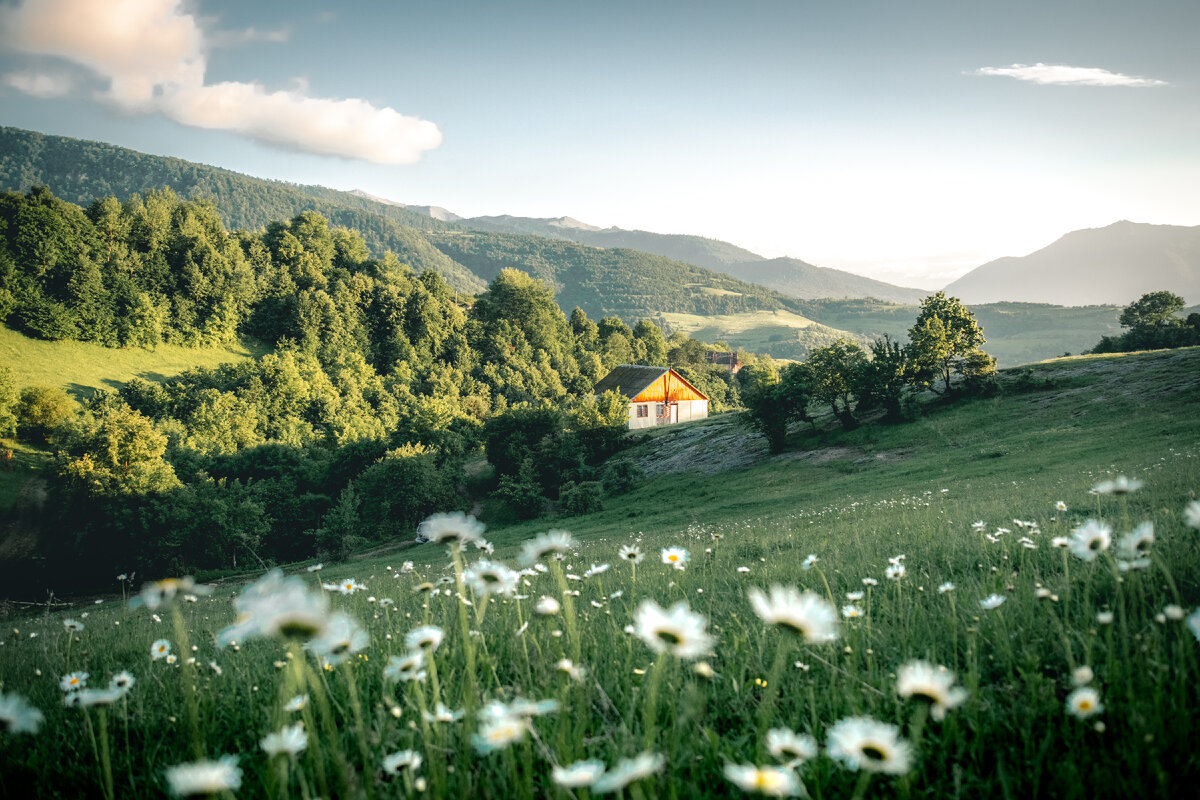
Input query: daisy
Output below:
<box><xmin>284</xmin><ymin>694</ymin><xmax>309</xmax><ymax>712</ymax></box>
<box><xmin>472</xmin><ymin>710</ymin><xmax>528</xmax><ymax>754</ymax></box>
<box><xmin>1096</xmin><ymin>611</ymin><xmax>1115</xmax><ymax>625</ymax></box>
<box><xmin>748</xmin><ymin>586</ymin><xmax>839</xmax><ymax>643</ymax></box>
<box><xmin>661</xmin><ymin>547</ymin><xmax>690</xmax><ymax>570</ymax></box>
<box><xmin>305</xmin><ymin>613</ymin><xmax>368</xmax><ymax>667</ymax></box>
<box><xmin>60</xmin><ymin>671</ymin><xmax>88</xmax><ymax>692</ymax></box>
<box><xmin>1069</xmin><ymin>519</ymin><xmax>1112</xmax><ymax>562</ymax></box>
<box><xmin>801</xmin><ymin>554</ymin><xmax>819</xmax><ymax>570</ymax></box>
<box><xmin>1055</xmin><ymin>501</ymin><xmax>1068</xmax><ymax>511</ymax></box>
<box><xmin>63</xmin><ymin>619</ymin><xmax>84</xmax><ymax>633</ymax></box>
<box><xmin>1092</xmin><ymin>476</ymin><xmax>1142</xmax><ymax>495</ymax></box>
<box><xmin>723</xmin><ymin>764</ymin><xmax>803</xmax><ymax>797</ymax></box>
<box><xmin>896</xmin><ymin>660</ymin><xmax>967</xmax><ymax>721</ymax></box>
<box><xmin>845</xmin><ymin>591</ymin><xmax>864</xmax><ymax>601</ymax></box>
<box><xmin>535</xmin><ymin>596</ymin><xmax>561</xmax><ymax>615</ymax></box>
<box><xmin>109</xmin><ymin>672</ymin><xmax>135</xmax><ymax>694</ymax></box>
<box><xmin>827</xmin><ymin>716</ymin><xmax>913</xmax><ymax>775</ymax></box>
<box><xmin>261</xmin><ymin>723</ymin><xmax>307</xmax><ymax>758</ymax></box>
<box><xmin>555</xmin><ymin>658</ymin><xmax>587</xmax><ymax>681</ymax></box>
<box><xmin>765</xmin><ymin>728</ymin><xmax>818</xmax><ymax>766</ymax></box>
<box><xmin>937</xmin><ymin>582</ymin><xmax>955</xmax><ymax>594</ymax></box>
<box><xmin>519</xmin><ymin>530</ymin><xmax>576</xmax><ymax>565</ymax></box>
<box><xmin>841</xmin><ymin>604</ymin><xmax>864</xmax><ymax>619</ymax></box>
<box><xmin>632</xmin><ymin>599</ymin><xmax>714</xmax><ymax>659</ymax></box>
<box><xmin>971</xmin><ymin>521</ymin><xmax>986</xmax><ymax>532</ymax></box>
<box><xmin>382</xmin><ymin>750</ymin><xmax>423</xmax><ymax>774</ymax></box>
<box><xmin>585</xmin><ymin>563</ymin><xmax>611</xmax><ymax>578</ymax></box>
<box><xmin>423</xmin><ymin>702</ymin><xmax>465</xmax><ymax>723</ymax></box>
<box><xmin>216</xmin><ymin>570</ymin><xmax>331</xmax><ymax>646</ymax></box>
<box><xmin>1185</xmin><ymin>500</ymin><xmax>1200</xmax><ymax>530</ymax></box>
<box><xmin>979</xmin><ymin>594</ymin><xmax>1006</xmax><ymax>610</ymax></box>
<box><xmin>70</xmin><ymin>688</ymin><xmax>125</xmax><ymax>708</ymax></box>
<box><xmin>384</xmin><ymin>652</ymin><xmax>426</xmax><ymax>682</ymax></box>
<box><xmin>862</xmin><ymin>578</ymin><xmax>878</xmax><ymax>587</ymax></box>
<box><xmin>884</xmin><ymin>563</ymin><xmax>906</xmax><ymax>581</ymax></box>
<box><xmin>0</xmin><ymin>691</ymin><xmax>44</xmax><ymax>734</ymax></box>
<box><xmin>1071</xmin><ymin>666</ymin><xmax>1094</xmax><ymax>686</ymax></box>
<box><xmin>306</xmin><ymin>563</ymin><xmax>324</xmax><ymax>573</ymax></box>
<box><xmin>464</xmin><ymin>560</ymin><xmax>519</xmax><ymax>597</ymax></box>
<box><xmin>323</xmin><ymin>578</ymin><xmax>364</xmax><ymax>595</ymax></box>
<box><xmin>552</xmin><ymin>759</ymin><xmax>606</xmax><ymax>788</ymax></box>
<box><xmin>132</xmin><ymin>577</ymin><xmax>211</xmax><ymax>610</ymax></box>
<box><xmin>591</xmin><ymin>752</ymin><xmax>665</xmax><ymax>794</ymax></box>
<box><xmin>1164</xmin><ymin>604</ymin><xmax>1185</xmax><ymax>621</ymax></box>
<box><xmin>1187</xmin><ymin>608</ymin><xmax>1200</xmax><ymax>643</ymax></box>
<box><xmin>165</xmin><ymin>755</ymin><xmax>242</xmax><ymax>797</ymax></box>
<box><xmin>419</xmin><ymin>512</ymin><xmax>485</xmax><ymax>547</ymax></box>
<box><xmin>1066</xmin><ymin>686</ymin><xmax>1103</xmax><ymax>719</ymax></box>
<box><xmin>619</xmin><ymin>544</ymin><xmax>644</xmax><ymax>564</ymax></box>
<box><xmin>1117</xmin><ymin>522</ymin><xmax>1154</xmax><ymax>561</ymax></box>
<box><xmin>404</xmin><ymin>625</ymin><xmax>444</xmax><ymax>652</ymax></box>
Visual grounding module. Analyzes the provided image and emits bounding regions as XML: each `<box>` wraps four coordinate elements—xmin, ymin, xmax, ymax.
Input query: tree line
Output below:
<box><xmin>0</xmin><ymin>186</ymin><xmax>746</xmax><ymax>592</ymax></box>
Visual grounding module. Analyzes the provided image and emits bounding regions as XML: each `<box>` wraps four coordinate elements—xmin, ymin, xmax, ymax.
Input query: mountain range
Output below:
<box><xmin>943</xmin><ymin>221</ymin><xmax>1200</xmax><ymax>306</ymax></box>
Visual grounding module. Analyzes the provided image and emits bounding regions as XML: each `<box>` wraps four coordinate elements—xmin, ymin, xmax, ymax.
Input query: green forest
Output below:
<box><xmin>0</xmin><ymin>185</ymin><xmax>746</xmax><ymax>593</ymax></box>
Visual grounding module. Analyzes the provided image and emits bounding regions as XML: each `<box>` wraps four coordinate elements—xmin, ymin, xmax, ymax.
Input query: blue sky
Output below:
<box><xmin>2</xmin><ymin>0</ymin><xmax>1197</xmax><ymax>287</ymax></box>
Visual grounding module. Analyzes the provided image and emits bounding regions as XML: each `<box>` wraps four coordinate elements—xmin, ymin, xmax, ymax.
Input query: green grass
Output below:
<box><xmin>0</xmin><ymin>326</ymin><xmax>267</xmax><ymax>400</ymax></box>
<box><xmin>2</xmin><ymin>349</ymin><xmax>1198</xmax><ymax>798</ymax></box>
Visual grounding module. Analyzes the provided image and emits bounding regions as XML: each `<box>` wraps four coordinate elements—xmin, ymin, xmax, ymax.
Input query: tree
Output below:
<box><xmin>807</xmin><ymin>340</ymin><xmax>868</xmax><ymax>430</ymax></box>
<box><xmin>1119</xmin><ymin>290</ymin><xmax>1186</xmax><ymax>332</ymax></box>
<box><xmin>739</xmin><ymin>362</ymin><xmax>814</xmax><ymax>453</ymax></box>
<box><xmin>907</xmin><ymin>292</ymin><xmax>990</xmax><ymax>395</ymax></box>
<box><xmin>57</xmin><ymin>404</ymin><xmax>179</xmax><ymax>496</ymax></box>
<box><xmin>0</xmin><ymin>366</ymin><xmax>18</xmax><ymax>437</ymax></box>
<box><xmin>17</xmin><ymin>385</ymin><xmax>75</xmax><ymax>442</ymax></box>
<box><xmin>856</xmin><ymin>335</ymin><xmax>914</xmax><ymax>423</ymax></box>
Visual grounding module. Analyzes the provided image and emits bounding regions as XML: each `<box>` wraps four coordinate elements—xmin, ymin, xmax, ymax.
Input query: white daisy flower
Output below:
<box><xmin>1117</xmin><ymin>522</ymin><xmax>1154</xmax><ymax>561</ymax></box>
<box><xmin>423</xmin><ymin>702</ymin><xmax>465</xmax><ymax>723</ymax></box>
<box><xmin>632</xmin><ymin>599</ymin><xmax>714</xmax><ymax>659</ymax></box>
<box><xmin>1071</xmin><ymin>666</ymin><xmax>1094</xmax><ymax>686</ymax></box>
<box><xmin>1096</xmin><ymin>611</ymin><xmax>1115</xmax><ymax>625</ymax></box>
<box><xmin>464</xmin><ymin>560</ymin><xmax>519</xmax><ymax>597</ymax></box>
<box><xmin>63</xmin><ymin>619</ymin><xmax>84</xmax><ymax>633</ymax></box>
<box><xmin>519</xmin><ymin>530</ymin><xmax>576</xmax><ymax>565</ymax></box>
<box><xmin>979</xmin><ymin>594</ymin><xmax>1006</xmax><ymax>610</ymax></box>
<box><xmin>723</xmin><ymin>764</ymin><xmax>803</xmax><ymax>796</ymax></box>
<box><xmin>59</xmin><ymin>671</ymin><xmax>88</xmax><ymax>692</ymax></box>
<box><xmin>165</xmin><ymin>755</ymin><xmax>242</xmax><ymax>797</ymax></box>
<box><xmin>884</xmin><ymin>563</ymin><xmax>906</xmax><ymax>581</ymax></box>
<box><xmin>284</xmin><ymin>694</ymin><xmax>309</xmax><ymax>712</ymax></box>
<box><xmin>937</xmin><ymin>582</ymin><xmax>955</xmax><ymax>594</ymax></box>
<box><xmin>304</xmin><ymin>613</ymin><xmax>368</xmax><ymax>667</ymax></box>
<box><xmin>1069</xmin><ymin>519</ymin><xmax>1112</xmax><ymax>562</ymax></box>
<box><xmin>150</xmin><ymin>639</ymin><xmax>172</xmax><ymax>660</ymax></box>
<box><xmin>748</xmin><ymin>586</ymin><xmax>839</xmax><ymax>643</ymax></box>
<box><xmin>382</xmin><ymin>750</ymin><xmax>423</xmax><ymax>774</ymax></box>
<box><xmin>419</xmin><ymin>512</ymin><xmax>485</xmax><ymax>546</ymax></box>
<box><xmin>1184</xmin><ymin>500</ymin><xmax>1200</xmax><ymax>530</ymax></box>
<box><xmin>384</xmin><ymin>652</ymin><xmax>426</xmax><ymax>683</ymax></box>
<box><xmin>765</xmin><ymin>728</ymin><xmax>818</xmax><ymax>767</ymax></box>
<box><xmin>552</xmin><ymin>759</ymin><xmax>606</xmax><ymax>788</ymax></box>
<box><xmin>591</xmin><ymin>752</ymin><xmax>664</xmax><ymax>793</ymax></box>
<box><xmin>1066</xmin><ymin>686</ymin><xmax>1103</xmax><ymax>719</ymax></box>
<box><xmin>801</xmin><ymin>554</ymin><xmax>818</xmax><ymax>570</ymax></box>
<box><xmin>217</xmin><ymin>570</ymin><xmax>331</xmax><ymax>647</ymax></box>
<box><xmin>472</xmin><ymin>710</ymin><xmax>528</xmax><ymax>754</ymax></box>
<box><xmin>0</xmin><ymin>691</ymin><xmax>44</xmax><ymax>734</ymax></box>
<box><xmin>535</xmin><ymin>596</ymin><xmax>561</xmax><ymax>615</ymax></box>
<box><xmin>261</xmin><ymin>723</ymin><xmax>307</xmax><ymax>758</ymax></box>
<box><xmin>841</xmin><ymin>604</ymin><xmax>864</xmax><ymax>619</ymax></box>
<box><xmin>896</xmin><ymin>660</ymin><xmax>967</xmax><ymax>721</ymax></box>
<box><xmin>619</xmin><ymin>544</ymin><xmax>644</xmax><ymax>564</ymax></box>
<box><xmin>661</xmin><ymin>547</ymin><xmax>690</xmax><ymax>570</ymax></box>
<box><xmin>405</xmin><ymin>625</ymin><xmax>444</xmax><ymax>652</ymax></box>
<box><xmin>1092</xmin><ymin>476</ymin><xmax>1142</xmax><ymax>495</ymax></box>
<box><xmin>108</xmin><ymin>671</ymin><xmax>135</xmax><ymax>694</ymax></box>
<box><xmin>827</xmin><ymin>716</ymin><xmax>913</xmax><ymax>775</ymax></box>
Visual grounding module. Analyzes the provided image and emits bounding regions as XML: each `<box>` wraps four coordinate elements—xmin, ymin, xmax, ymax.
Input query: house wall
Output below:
<box><xmin>625</xmin><ymin>399</ymin><xmax>708</xmax><ymax>429</ymax></box>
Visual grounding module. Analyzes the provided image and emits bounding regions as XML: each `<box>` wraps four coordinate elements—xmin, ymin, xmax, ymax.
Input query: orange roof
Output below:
<box><xmin>594</xmin><ymin>365</ymin><xmax>708</xmax><ymax>402</ymax></box>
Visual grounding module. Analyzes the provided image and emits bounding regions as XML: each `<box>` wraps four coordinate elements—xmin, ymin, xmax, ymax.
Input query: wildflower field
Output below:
<box><xmin>2</xmin><ymin>348</ymin><xmax>1199</xmax><ymax>799</ymax></box>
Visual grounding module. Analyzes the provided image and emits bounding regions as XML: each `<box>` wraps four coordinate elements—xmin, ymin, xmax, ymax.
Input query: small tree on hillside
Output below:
<box><xmin>739</xmin><ymin>362</ymin><xmax>814</xmax><ymax>453</ymax></box>
<box><xmin>907</xmin><ymin>292</ymin><xmax>994</xmax><ymax>394</ymax></box>
<box><xmin>807</xmin><ymin>339</ymin><xmax>868</xmax><ymax>430</ymax></box>
<box><xmin>855</xmin><ymin>334</ymin><xmax>915</xmax><ymax>422</ymax></box>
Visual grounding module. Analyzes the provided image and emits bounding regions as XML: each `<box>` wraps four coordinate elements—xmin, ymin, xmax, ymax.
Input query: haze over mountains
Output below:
<box><xmin>944</xmin><ymin>221</ymin><xmax>1200</xmax><ymax>306</ymax></box>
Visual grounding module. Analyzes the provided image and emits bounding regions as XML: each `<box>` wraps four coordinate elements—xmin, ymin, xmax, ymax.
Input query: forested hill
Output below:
<box><xmin>425</xmin><ymin>229</ymin><xmax>795</xmax><ymax>320</ymax></box>
<box><xmin>0</xmin><ymin>127</ymin><xmax>485</xmax><ymax>293</ymax></box>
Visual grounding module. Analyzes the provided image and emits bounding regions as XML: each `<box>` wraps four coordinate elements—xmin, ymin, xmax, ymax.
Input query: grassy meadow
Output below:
<box><xmin>1</xmin><ymin>348</ymin><xmax>1199</xmax><ymax>798</ymax></box>
<box><xmin>0</xmin><ymin>326</ymin><xmax>266</xmax><ymax>399</ymax></box>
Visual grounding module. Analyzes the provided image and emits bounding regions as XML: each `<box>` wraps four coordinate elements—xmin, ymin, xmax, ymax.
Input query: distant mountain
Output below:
<box><xmin>347</xmin><ymin>189</ymin><xmax>462</xmax><ymax>222</ymax></box>
<box><xmin>459</xmin><ymin>213</ymin><xmax>927</xmax><ymax>303</ymax></box>
<box><xmin>0</xmin><ymin>127</ymin><xmax>485</xmax><ymax>293</ymax></box>
<box><xmin>720</xmin><ymin>257</ymin><xmax>928</xmax><ymax>304</ymax></box>
<box><xmin>944</xmin><ymin>221</ymin><xmax>1200</xmax><ymax>305</ymax></box>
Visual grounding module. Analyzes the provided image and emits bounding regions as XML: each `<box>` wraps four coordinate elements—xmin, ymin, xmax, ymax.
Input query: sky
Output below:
<box><xmin>1</xmin><ymin>0</ymin><xmax>1198</xmax><ymax>289</ymax></box>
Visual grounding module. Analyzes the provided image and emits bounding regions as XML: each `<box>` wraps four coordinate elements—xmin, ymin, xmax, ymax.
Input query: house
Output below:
<box><xmin>594</xmin><ymin>365</ymin><xmax>709</xmax><ymax>430</ymax></box>
<box><xmin>704</xmin><ymin>351</ymin><xmax>742</xmax><ymax>374</ymax></box>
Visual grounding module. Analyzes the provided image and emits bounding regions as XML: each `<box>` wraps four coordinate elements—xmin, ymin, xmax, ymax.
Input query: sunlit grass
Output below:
<box><xmin>1</xmin><ymin>348</ymin><xmax>1198</xmax><ymax>798</ymax></box>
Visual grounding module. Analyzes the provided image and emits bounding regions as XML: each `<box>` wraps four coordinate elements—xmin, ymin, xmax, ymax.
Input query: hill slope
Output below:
<box><xmin>460</xmin><ymin>213</ymin><xmax>927</xmax><ymax>302</ymax></box>
<box><xmin>944</xmin><ymin>221</ymin><xmax>1200</xmax><ymax>305</ymax></box>
<box><xmin>0</xmin><ymin>127</ymin><xmax>485</xmax><ymax>293</ymax></box>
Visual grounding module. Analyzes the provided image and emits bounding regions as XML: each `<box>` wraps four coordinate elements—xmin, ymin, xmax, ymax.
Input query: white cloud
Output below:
<box><xmin>4</xmin><ymin>70</ymin><xmax>73</xmax><ymax>98</ymax></box>
<box><xmin>0</xmin><ymin>0</ymin><xmax>441</xmax><ymax>163</ymax></box>
<box><xmin>973</xmin><ymin>63</ymin><xmax>1167</xmax><ymax>87</ymax></box>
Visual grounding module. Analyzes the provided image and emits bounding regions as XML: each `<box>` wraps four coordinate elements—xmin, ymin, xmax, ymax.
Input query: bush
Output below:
<box><xmin>601</xmin><ymin>460</ymin><xmax>643</xmax><ymax>495</ymax></box>
<box><xmin>559</xmin><ymin>480</ymin><xmax>604</xmax><ymax>516</ymax></box>
<box><xmin>17</xmin><ymin>384</ymin><xmax>75</xmax><ymax>442</ymax></box>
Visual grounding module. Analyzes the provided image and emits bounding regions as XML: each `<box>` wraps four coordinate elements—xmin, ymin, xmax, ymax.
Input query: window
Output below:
<box><xmin>636</xmin><ymin>404</ymin><xmax>648</xmax><ymax>418</ymax></box>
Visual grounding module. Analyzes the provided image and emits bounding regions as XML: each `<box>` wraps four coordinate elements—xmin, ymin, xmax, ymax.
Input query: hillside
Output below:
<box><xmin>0</xmin><ymin>127</ymin><xmax>485</xmax><ymax>293</ymax></box>
<box><xmin>460</xmin><ymin>213</ymin><xmax>928</xmax><ymax>303</ymax></box>
<box><xmin>425</xmin><ymin>229</ymin><xmax>801</xmax><ymax>320</ymax></box>
<box><xmin>944</xmin><ymin>220</ymin><xmax>1200</xmax><ymax>305</ymax></box>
